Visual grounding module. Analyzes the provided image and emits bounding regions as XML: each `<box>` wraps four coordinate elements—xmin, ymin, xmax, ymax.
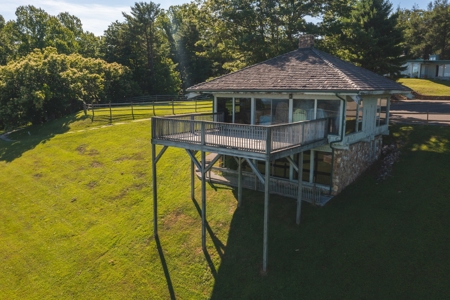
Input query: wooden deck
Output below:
<box><xmin>151</xmin><ymin>113</ymin><xmax>330</xmax><ymax>160</ymax></box>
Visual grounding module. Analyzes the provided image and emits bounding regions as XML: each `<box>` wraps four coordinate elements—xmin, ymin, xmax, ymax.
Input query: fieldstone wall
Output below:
<box><xmin>332</xmin><ymin>136</ymin><xmax>383</xmax><ymax>195</ymax></box>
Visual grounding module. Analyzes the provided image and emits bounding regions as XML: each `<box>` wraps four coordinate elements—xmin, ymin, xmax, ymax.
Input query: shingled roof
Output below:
<box><xmin>187</xmin><ymin>46</ymin><xmax>410</xmax><ymax>94</ymax></box>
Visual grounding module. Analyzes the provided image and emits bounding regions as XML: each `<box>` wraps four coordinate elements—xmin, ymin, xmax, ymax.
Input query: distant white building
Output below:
<box><xmin>402</xmin><ymin>55</ymin><xmax>450</xmax><ymax>79</ymax></box>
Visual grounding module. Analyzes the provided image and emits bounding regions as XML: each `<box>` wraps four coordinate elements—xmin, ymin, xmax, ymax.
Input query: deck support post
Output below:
<box><xmin>238</xmin><ymin>157</ymin><xmax>243</xmax><ymax>207</ymax></box>
<box><xmin>201</xmin><ymin>150</ymin><xmax>206</xmax><ymax>249</ymax></box>
<box><xmin>152</xmin><ymin>143</ymin><xmax>158</xmax><ymax>237</ymax></box>
<box><xmin>296</xmin><ymin>152</ymin><xmax>304</xmax><ymax>225</ymax></box>
<box><xmin>262</xmin><ymin>159</ymin><xmax>270</xmax><ymax>273</ymax></box>
<box><xmin>191</xmin><ymin>159</ymin><xmax>195</xmax><ymax>200</ymax></box>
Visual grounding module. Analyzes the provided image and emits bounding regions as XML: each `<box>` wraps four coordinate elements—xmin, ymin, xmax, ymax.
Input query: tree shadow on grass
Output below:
<box><xmin>0</xmin><ymin>113</ymin><xmax>88</xmax><ymax>162</ymax></box>
<box><xmin>206</xmin><ymin>125</ymin><xmax>450</xmax><ymax>299</ymax></box>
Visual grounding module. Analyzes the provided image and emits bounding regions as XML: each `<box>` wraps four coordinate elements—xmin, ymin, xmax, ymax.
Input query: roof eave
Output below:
<box><xmin>186</xmin><ymin>88</ymin><xmax>411</xmax><ymax>95</ymax></box>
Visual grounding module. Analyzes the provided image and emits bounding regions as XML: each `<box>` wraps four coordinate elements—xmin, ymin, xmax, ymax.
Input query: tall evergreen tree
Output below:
<box><xmin>103</xmin><ymin>2</ymin><xmax>181</xmax><ymax>95</ymax></box>
<box><xmin>399</xmin><ymin>0</ymin><xmax>450</xmax><ymax>60</ymax></box>
<box><xmin>320</xmin><ymin>0</ymin><xmax>405</xmax><ymax>79</ymax></box>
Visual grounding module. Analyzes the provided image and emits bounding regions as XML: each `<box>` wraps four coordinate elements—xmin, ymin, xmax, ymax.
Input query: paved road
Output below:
<box><xmin>390</xmin><ymin>99</ymin><xmax>450</xmax><ymax>125</ymax></box>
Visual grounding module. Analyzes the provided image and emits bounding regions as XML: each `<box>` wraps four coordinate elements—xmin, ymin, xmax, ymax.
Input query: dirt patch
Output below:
<box><xmin>76</xmin><ymin>144</ymin><xmax>100</xmax><ymax>156</ymax></box>
<box><xmin>76</xmin><ymin>144</ymin><xmax>87</xmax><ymax>154</ymax></box>
<box><xmin>111</xmin><ymin>183</ymin><xmax>146</xmax><ymax>201</ymax></box>
<box><xmin>33</xmin><ymin>173</ymin><xmax>43</xmax><ymax>178</ymax></box>
<box><xmin>87</xmin><ymin>181</ymin><xmax>97</xmax><ymax>189</ymax></box>
<box><xmin>162</xmin><ymin>208</ymin><xmax>196</xmax><ymax>230</ymax></box>
<box><xmin>90</xmin><ymin>161</ymin><xmax>103</xmax><ymax>168</ymax></box>
<box><xmin>133</xmin><ymin>171</ymin><xmax>147</xmax><ymax>179</ymax></box>
<box><xmin>114</xmin><ymin>153</ymin><xmax>145</xmax><ymax>162</ymax></box>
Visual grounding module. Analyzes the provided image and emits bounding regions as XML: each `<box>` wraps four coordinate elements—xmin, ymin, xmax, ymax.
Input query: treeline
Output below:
<box><xmin>1</xmin><ymin>0</ymin><xmax>449</xmax><ymax>129</ymax></box>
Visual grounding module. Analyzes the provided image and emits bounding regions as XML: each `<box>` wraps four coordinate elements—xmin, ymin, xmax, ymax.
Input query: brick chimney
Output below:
<box><xmin>298</xmin><ymin>34</ymin><xmax>314</xmax><ymax>49</ymax></box>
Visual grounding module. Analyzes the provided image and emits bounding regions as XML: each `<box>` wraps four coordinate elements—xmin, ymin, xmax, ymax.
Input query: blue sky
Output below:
<box><xmin>1</xmin><ymin>0</ymin><xmax>433</xmax><ymax>36</ymax></box>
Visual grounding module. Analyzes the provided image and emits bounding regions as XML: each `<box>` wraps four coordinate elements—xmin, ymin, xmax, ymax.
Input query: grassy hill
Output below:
<box><xmin>1</xmin><ymin>111</ymin><xmax>450</xmax><ymax>299</ymax></box>
<box><xmin>398</xmin><ymin>78</ymin><xmax>450</xmax><ymax>96</ymax></box>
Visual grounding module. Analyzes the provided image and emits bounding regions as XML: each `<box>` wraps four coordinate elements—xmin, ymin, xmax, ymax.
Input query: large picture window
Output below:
<box><xmin>255</xmin><ymin>98</ymin><xmax>289</xmax><ymax>125</ymax></box>
<box><xmin>293</xmin><ymin>99</ymin><xmax>341</xmax><ymax>135</ymax></box>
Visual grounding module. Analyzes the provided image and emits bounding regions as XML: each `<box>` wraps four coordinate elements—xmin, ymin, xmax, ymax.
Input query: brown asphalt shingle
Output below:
<box><xmin>187</xmin><ymin>48</ymin><xmax>410</xmax><ymax>93</ymax></box>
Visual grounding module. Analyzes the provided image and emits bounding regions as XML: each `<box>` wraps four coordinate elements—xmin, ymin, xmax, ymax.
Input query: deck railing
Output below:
<box><xmin>152</xmin><ymin>112</ymin><xmax>329</xmax><ymax>154</ymax></box>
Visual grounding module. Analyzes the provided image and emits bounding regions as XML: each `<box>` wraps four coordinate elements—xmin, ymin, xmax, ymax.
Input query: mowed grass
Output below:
<box><xmin>1</xmin><ymin>111</ymin><xmax>450</xmax><ymax>299</ymax></box>
<box><xmin>398</xmin><ymin>78</ymin><xmax>450</xmax><ymax>96</ymax></box>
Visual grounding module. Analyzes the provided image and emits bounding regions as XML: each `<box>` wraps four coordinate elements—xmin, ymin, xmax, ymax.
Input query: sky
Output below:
<box><xmin>1</xmin><ymin>0</ymin><xmax>434</xmax><ymax>36</ymax></box>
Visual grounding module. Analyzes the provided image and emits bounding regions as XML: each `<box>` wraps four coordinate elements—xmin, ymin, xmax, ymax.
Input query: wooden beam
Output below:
<box><xmin>204</xmin><ymin>153</ymin><xmax>221</xmax><ymax>173</ymax></box>
<box><xmin>201</xmin><ymin>151</ymin><xmax>206</xmax><ymax>249</ymax></box>
<box><xmin>152</xmin><ymin>143</ymin><xmax>158</xmax><ymax>237</ymax></box>
<box><xmin>244</xmin><ymin>157</ymin><xmax>265</xmax><ymax>184</ymax></box>
<box><xmin>296</xmin><ymin>152</ymin><xmax>304</xmax><ymax>225</ymax></box>
<box><xmin>262</xmin><ymin>159</ymin><xmax>270</xmax><ymax>274</ymax></box>
<box><xmin>238</xmin><ymin>157</ymin><xmax>242</xmax><ymax>207</ymax></box>
<box><xmin>154</xmin><ymin>146</ymin><xmax>168</xmax><ymax>164</ymax></box>
<box><xmin>186</xmin><ymin>149</ymin><xmax>201</xmax><ymax>171</ymax></box>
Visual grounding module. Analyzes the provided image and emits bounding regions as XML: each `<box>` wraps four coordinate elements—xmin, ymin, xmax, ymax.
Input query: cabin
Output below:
<box><xmin>402</xmin><ymin>55</ymin><xmax>450</xmax><ymax>79</ymax></box>
<box><xmin>151</xmin><ymin>35</ymin><xmax>411</xmax><ymax>273</ymax></box>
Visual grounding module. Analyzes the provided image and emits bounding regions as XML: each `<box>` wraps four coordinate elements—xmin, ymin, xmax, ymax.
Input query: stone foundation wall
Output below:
<box><xmin>332</xmin><ymin>136</ymin><xmax>383</xmax><ymax>195</ymax></box>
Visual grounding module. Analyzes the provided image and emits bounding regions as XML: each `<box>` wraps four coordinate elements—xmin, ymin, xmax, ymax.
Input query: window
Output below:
<box><xmin>346</xmin><ymin>100</ymin><xmax>363</xmax><ymax>134</ymax></box>
<box><xmin>292</xmin><ymin>99</ymin><xmax>315</xmax><ymax>121</ymax></box>
<box><xmin>249</xmin><ymin>150</ymin><xmax>333</xmax><ymax>186</ymax></box>
<box><xmin>234</xmin><ymin>98</ymin><xmax>251</xmax><ymax>124</ymax></box>
<box><xmin>255</xmin><ymin>98</ymin><xmax>289</xmax><ymax>125</ymax></box>
<box><xmin>217</xmin><ymin>97</ymin><xmax>232</xmax><ymax>123</ymax></box>
<box><xmin>294</xmin><ymin>150</ymin><xmax>332</xmax><ymax>185</ymax></box>
<box><xmin>317</xmin><ymin>100</ymin><xmax>341</xmax><ymax>135</ymax></box>
<box><xmin>293</xmin><ymin>99</ymin><xmax>341</xmax><ymax>135</ymax></box>
<box><xmin>376</xmin><ymin>98</ymin><xmax>388</xmax><ymax>126</ymax></box>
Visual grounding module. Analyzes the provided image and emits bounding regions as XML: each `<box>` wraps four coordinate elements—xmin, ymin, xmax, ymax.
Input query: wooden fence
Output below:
<box><xmin>83</xmin><ymin>99</ymin><xmax>213</xmax><ymax>123</ymax></box>
<box><xmin>390</xmin><ymin>111</ymin><xmax>450</xmax><ymax>125</ymax></box>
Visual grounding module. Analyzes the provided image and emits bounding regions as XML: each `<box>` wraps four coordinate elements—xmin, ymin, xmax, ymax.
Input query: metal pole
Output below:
<box><xmin>152</xmin><ymin>143</ymin><xmax>158</xmax><ymax>237</ymax></box>
<box><xmin>131</xmin><ymin>102</ymin><xmax>134</xmax><ymax>120</ymax></box>
<box><xmin>262</xmin><ymin>158</ymin><xmax>270</xmax><ymax>273</ymax></box>
<box><xmin>191</xmin><ymin>158</ymin><xmax>195</xmax><ymax>200</ymax></box>
<box><xmin>296</xmin><ymin>152</ymin><xmax>304</xmax><ymax>225</ymax></box>
<box><xmin>201</xmin><ymin>150</ymin><xmax>206</xmax><ymax>249</ymax></box>
<box><xmin>238</xmin><ymin>157</ymin><xmax>242</xmax><ymax>207</ymax></box>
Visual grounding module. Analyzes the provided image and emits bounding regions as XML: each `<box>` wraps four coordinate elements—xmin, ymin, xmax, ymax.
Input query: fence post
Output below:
<box><xmin>427</xmin><ymin>110</ymin><xmax>429</xmax><ymax>125</ymax></box>
<box><xmin>83</xmin><ymin>102</ymin><xmax>87</xmax><ymax>116</ymax></box>
<box><xmin>152</xmin><ymin>99</ymin><xmax>156</xmax><ymax>116</ymax></box>
<box><xmin>91</xmin><ymin>104</ymin><xmax>95</xmax><ymax>122</ymax></box>
<box><xmin>131</xmin><ymin>102</ymin><xmax>134</xmax><ymax>120</ymax></box>
<box><xmin>172</xmin><ymin>98</ymin><xmax>175</xmax><ymax>115</ymax></box>
<box><xmin>109</xmin><ymin>102</ymin><xmax>112</xmax><ymax>123</ymax></box>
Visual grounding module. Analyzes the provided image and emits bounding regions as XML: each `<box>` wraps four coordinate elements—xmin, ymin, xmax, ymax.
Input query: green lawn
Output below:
<box><xmin>1</xmin><ymin>112</ymin><xmax>450</xmax><ymax>299</ymax></box>
<box><xmin>398</xmin><ymin>78</ymin><xmax>450</xmax><ymax>96</ymax></box>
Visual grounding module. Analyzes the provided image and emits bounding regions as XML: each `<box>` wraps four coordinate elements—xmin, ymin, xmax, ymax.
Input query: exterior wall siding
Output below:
<box><xmin>331</xmin><ymin>135</ymin><xmax>383</xmax><ymax>195</ymax></box>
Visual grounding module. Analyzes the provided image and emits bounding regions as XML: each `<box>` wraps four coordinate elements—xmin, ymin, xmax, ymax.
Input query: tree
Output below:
<box><xmin>102</xmin><ymin>1</ymin><xmax>181</xmax><ymax>95</ymax></box>
<box><xmin>163</xmin><ymin>3</ymin><xmax>215</xmax><ymax>89</ymax></box>
<box><xmin>399</xmin><ymin>0</ymin><xmax>450</xmax><ymax>60</ymax></box>
<box><xmin>0</xmin><ymin>47</ymin><xmax>133</xmax><ymax>129</ymax></box>
<box><xmin>203</xmin><ymin>0</ymin><xmax>323</xmax><ymax>68</ymax></box>
<box><xmin>319</xmin><ymin>0</ymin><xmax>405</xmax><ymax>79</ymax></box>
